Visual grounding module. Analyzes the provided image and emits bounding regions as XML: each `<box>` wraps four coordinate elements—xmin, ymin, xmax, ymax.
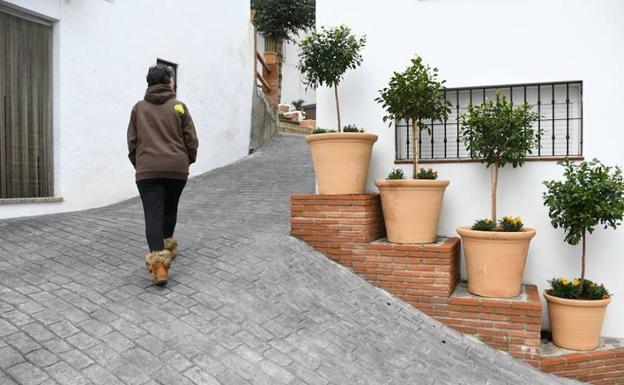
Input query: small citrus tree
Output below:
<box><xmin>298</xmin><ymin>25</ymin><xmax>366</xmax><ymax>132</ymax></box>
<box><xmin>460</xmin><ymin>93</ymin><xmax>540</xmax><ymax>223</ymax></box>
<box><xmin>375</xmin><ymin>55</ymin><xmax>450</xmax><ymax>178</ymax></box>
<box><xmin>543</xmin><ymin>159</ymin><xmax>624</xmax><ymax>296</ymax></box>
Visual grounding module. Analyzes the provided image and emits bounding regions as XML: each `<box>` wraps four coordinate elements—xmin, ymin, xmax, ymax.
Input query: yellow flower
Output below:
<box><xmin>589</xmin><ymin>283</ymin><xmax>596</xmax><ymax>288</ymax></box>
<box><xmin>572</xmin><ymin>279</ymin><xmax>581</xmax><ymax>286</ymax></box>
<box><xmin>561</xmin><ymin>279</ymin><xmax>569</xmax><ymax>286</ymax></box>
<box><xmin>514</xmin><ymin>216</ymin><xmax>522</xmax><ymax>223</ymax></box>
<box><xmin>174</xmin><ymin>103</ymin><xmax>185</xmax><ymax>114</ymax></box>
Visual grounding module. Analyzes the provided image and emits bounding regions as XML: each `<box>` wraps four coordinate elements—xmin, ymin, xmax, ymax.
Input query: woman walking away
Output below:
<box><xmin>127</xmin><ymin>64</ymin><xmax>199</xmax><ymax>286</ymax></box>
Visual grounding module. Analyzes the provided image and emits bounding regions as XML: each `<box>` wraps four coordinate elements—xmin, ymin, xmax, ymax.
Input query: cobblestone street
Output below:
<box><xmin>0</xmin><ymin>134</ymin><xmax>576</xmax><ymax>385</ymax></box>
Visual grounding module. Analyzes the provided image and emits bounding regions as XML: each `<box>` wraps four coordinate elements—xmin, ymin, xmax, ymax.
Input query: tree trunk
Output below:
<box><xmin>580</xmin><ymin>230</ymin><xmax>586</xmax><ymax>297</ymax></box>
<box><xmin>491</xmin><ymin>162</ymin><xmax>499</xmax><ymax>224</ymax></box>
<box><xmin>334</xmin><ymin>83</ymin><xmax>341</xmax><ymax>132</ymax></box>
<box><xmin>412</xmin><ymin>118</ymin><xmax>419</xmax><ymax>179</ymax></box>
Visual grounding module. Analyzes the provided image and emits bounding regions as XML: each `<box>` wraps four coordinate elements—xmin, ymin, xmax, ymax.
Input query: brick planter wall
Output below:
<box><xmin>541</xmin><ymin>346</ymin><xmax>624</xmax><ymax>384</ymax></box>
<box><xmin>291</xmin><ymin>194</ymin><xmax>537</xmax><ymax>359</ymax></box>
<box><xmin>441</xmin><ymin>283</ymin><xmax>542</xmax><ymax>366</ymax></box>
<box><xmin>291</xmin><ymin>193</ymin><xmax>624</xmax><ymax>384</ymax></box>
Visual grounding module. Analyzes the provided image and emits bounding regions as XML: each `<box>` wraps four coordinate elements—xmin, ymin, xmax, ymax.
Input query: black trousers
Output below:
<box><xmin>136</xmin><ymin>178</ymin><xmax>186</xmax><ymax>252</ymax></box>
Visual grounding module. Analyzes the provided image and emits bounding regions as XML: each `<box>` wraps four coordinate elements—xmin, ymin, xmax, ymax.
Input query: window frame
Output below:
<box><xmin>0</xmin><ymin>7</ymin><xmax>55</xmax><ymax>199</ymax></box>
<box><xmin>156</xmin><ymin>58</ymin><xmax>178</xmax><ymax>93</ymax></box>
<box><xmin>394</xmin><ymin>80</ymin><xmax>584</xmax><ymax>164</ymax></box>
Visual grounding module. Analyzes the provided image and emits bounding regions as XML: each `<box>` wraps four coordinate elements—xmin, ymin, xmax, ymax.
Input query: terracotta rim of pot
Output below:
<box><xmin>456</xmin><ymin>226</ymin><xmax>536</xmax><ymax>240</ymax></box>
<box><xmin>375</xmin><ymin>179</ymin><xmax>450</xmax><ymax>188</ymax></box>
<box><xmin>305</xmin><ymin>132</ymin><xmax>378</xmax><ymax>144</ymax></box>
<box><xmin>544</xmin><ymin>291</ymin><xmax>612</xmax><ymax>307</ymax></box>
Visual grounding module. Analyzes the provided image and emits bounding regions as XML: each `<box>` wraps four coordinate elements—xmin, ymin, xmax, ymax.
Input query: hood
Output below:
<box><xmin>144</xmin><ymin>84</ymin><xmax>176</xmax><ymax>104</ymax></box>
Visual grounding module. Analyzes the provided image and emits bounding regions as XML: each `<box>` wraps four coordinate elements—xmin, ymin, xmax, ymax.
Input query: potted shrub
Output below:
<box><xmin>543</xmin><ymin>159</ymin><xmax>624</xmax><ymax>350</ymax></box>
<box><xmin>292</xmin><ymin>99</ymin><xmax>305</xmax><ymax>111</ymax></box>
<box><xmin>298</xmin><ymin>25</ymin><xmax>376</xmax><ymax>194</ymax></box>
<box><xmin>456</xmin><ymin>92</ymin><xmax>540</xmax><ymax>297</ymax></box>
<box><xmin>374</xmin><ymin>55</ymin><xmax>451</xmax><ymax>243</ymax></box>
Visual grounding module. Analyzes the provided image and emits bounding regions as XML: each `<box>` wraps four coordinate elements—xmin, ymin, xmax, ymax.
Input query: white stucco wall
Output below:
<box><xmin>281</xmin><ymin>36</ymin><xmax>315</xmax><ymax>107</ymax></box>
<box><xmin>316</xmin><ymin>0</ymin><xmax>624</xmax><ymax>337</ymax></box>
<box><xmin>255</xmin><ymin>31</ymin><xmax>316</xmax><ymax>108</ymax></box>
<box><xmin>1</xmin><ymin>0</ymin><xmax>253</xmax><ymax>218</ymax></box>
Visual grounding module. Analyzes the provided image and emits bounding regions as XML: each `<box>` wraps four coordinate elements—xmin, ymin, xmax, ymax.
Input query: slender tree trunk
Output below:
<box><xmin>579</xmin><ymin>230</ymin><xmax>586</xmax><ymax>297</ymax></box>
<box><xmin>412</xmin><ymin>118</ymin><xmax>419</xmax><ymax>179</ymax></box>
<box><xmin>491</xmin><ymin>162</ymin><xmax>499</xmax><ymax>224</ymax></box>
<box><xmin>334</xmin><ymin>83</ymin><xmax>341</xmax><ymax>132</ymax></box>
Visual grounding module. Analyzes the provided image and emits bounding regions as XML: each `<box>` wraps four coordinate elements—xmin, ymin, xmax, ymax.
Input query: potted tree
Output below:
<box><xmin>374</xmin><ymin>55</ymin><xmax>451</xmax><ymax>243</ymax></box>
<box><xmin>298</xmin><ymin>25</ymin><xmax>376</xmax><ymax>194</ymax></box>
<box><xmin>543</xmin><ymin>159</ymin><xmax>624</xmax><ymax>350</ymax></box>
<box><xmin>457</xmin><ymin>92</ymin><xmax>540</xmax><ymax>297</ymax></box>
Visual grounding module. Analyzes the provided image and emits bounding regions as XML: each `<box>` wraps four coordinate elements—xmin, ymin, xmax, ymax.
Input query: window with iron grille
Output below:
<box><xmin>0</xmin><ymin>8</ymin><xmax>54</xmax><ymax>199</ymax></box>
<box><xmin>395</xmin><ymin>81</ymin><xmax>583</xmax><ymax>162</ymax></box>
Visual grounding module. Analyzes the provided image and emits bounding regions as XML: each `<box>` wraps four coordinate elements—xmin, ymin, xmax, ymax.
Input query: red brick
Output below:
<box><xmin>476</xmin><ymin>328</ymin><xmax>508</xmax><ymax>337</ymax></box>
<box><xmin>477</xmin><ymin>313</ymin><xmax>510</xmax><ymax>322</ymax></box>
<box><xmin>489</xmin><ymin>322</ymin><xmax>525</xmax><ymax>331</ymax></box>
<box><xmin>454</xmin><ymin>326</ymin><xmax>478</xmax><ymax>334</ymax></box>
<box><xmin>541</xmin><ymin>357</ymin><xmax>567</xmax><ymax>367</ymax></box>
<box><xmin>509</xmin><ymin>316</ymin><xmax>541</xmax><ymax>324</ymax></box>
<box><xmin>479</xmin><ymin>299</ymin><xmax>513</xmax><ymax>309</ymax></box>
<box><xmin>588</xmin><ymin>351</ymin><xmax>619</xmax><ymax>360</ymax></box>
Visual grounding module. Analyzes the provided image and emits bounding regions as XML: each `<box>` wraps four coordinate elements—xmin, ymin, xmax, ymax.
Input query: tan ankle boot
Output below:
<box><xmin>164</xmin><ymin>238</ymin><xmax>178</xmax><ymax>260</ymax></box>
<box><xmin>145</xmin><ymin>250</ymin><xmax>174</xmax><ymax>285</ymax></box>
<box><xmin>152</xmin><ymin>262</ymin><xmax>168</xmax><ymax>286</ymax></box>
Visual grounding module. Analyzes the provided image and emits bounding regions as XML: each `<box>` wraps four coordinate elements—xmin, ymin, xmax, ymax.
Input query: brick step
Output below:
<box><xmin>279</xmin><ymin>121</ymin><xmax>313</xmax><ymax>135</ymax></box>
<box><xmin>421</xmin><ymin>282</ymin><xmax>543</xmax><ymax>365</ymax></box>
<box><xmin>540</xmin><ymin>337</ymin><xmax>624</xmax><ymax>384</ymax></box>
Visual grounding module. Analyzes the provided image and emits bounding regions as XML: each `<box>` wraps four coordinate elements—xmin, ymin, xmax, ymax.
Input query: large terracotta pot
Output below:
<box><xmin>306</xmin><ymin>133</ymin><xmax>378</xmax><ymax>194</ymax></box>
<box><xmin>456</xmin><ymin>227</ymin><xmax>536</xmax><ymax>298</ymax></box>
<box><xmin>544</xmin><ymin>291</ymin><xmax>611</xmax><ymax>351</ymax></box>
<box><xmin>375</xmin><ymin>179</ymin><xmax>449</xmax><ymax>243</ymax></box>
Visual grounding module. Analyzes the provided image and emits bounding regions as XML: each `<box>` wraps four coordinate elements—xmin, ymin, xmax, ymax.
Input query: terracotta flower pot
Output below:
<box><xmin>544</xmin><ymin>291</ymin><xmax>611</xmax><ymax>351</ymax></box>
<box><xmin>306</xmin><ymin>133</ymin><xmax>378</xmax><ymax>194</ymax></box>
<box><xmin>375</xmin><ymin>179</ymin><xmax>449</xmax><ymax>243</ymax></box>
<box><xmin>456</xmin><ymin>227</ymin><xmax>536</xmax><ymax>298</ymax></box>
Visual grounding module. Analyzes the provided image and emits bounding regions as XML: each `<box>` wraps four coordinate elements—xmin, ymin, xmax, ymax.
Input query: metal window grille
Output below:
<box><xmin>395</xmin><ymin>81</ymin><xmax>583</xmax><ymax>161</ymax></box>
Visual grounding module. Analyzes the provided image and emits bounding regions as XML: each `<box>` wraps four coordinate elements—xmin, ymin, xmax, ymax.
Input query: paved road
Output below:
<box><xmin>0</xmin><ymin>134</ymin><xmax>575</xmax><ymax>385</ymax></box>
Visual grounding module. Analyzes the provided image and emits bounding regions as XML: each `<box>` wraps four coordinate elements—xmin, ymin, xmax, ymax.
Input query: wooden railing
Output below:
<box><xmin>255</xmin><ymin>51</ymin><xmax>271</xmax><ymax>92</ymax></box>
<box><xmin>251</xmin><ymin>10</ymin><xmax>272</xmax><ymax>93</ymax></box>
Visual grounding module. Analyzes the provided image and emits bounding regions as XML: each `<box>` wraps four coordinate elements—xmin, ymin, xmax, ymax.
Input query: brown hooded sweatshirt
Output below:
<box><xmin>127</xmin><ymin>84</ymin><xmax>199</xmax><ymax>181</ymax></box>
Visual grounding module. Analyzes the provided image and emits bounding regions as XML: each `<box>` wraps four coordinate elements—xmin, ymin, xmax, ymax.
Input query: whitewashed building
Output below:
<box><xmin>281</xmin><ymin>36</ymin><xmax>315</xmax><ymax>108</ymax></box>
<box><xmin>316</xmin><ymin>0</ymin><xmax>624</xmax><ymax>337</ymax></box>
<box><xmin>255</xmin><ymin>32</ymin><xmax>315</xmax><ymax>109</ymax></box>
<box><xmin>0</xmin><ymin>0</ymin><xmax>254</xmax><ymax>219</ymax></box>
